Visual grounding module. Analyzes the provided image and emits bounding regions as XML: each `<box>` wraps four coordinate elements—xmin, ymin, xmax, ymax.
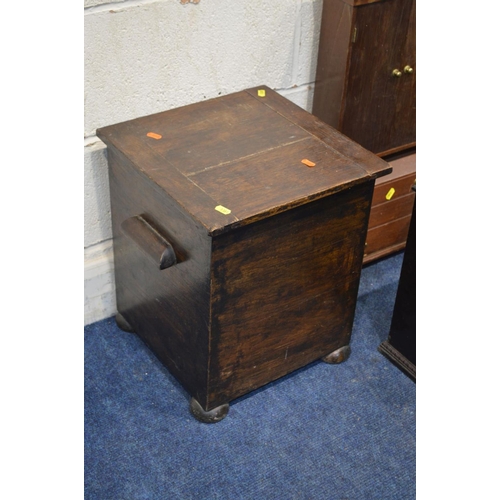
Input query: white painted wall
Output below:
<box><xmin>84</xmin><ymin>0</ymin><xmax>324</xmax><ymax>325</ymax></box>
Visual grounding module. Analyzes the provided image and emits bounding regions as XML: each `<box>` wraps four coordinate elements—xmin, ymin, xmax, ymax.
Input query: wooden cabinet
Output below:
<box><xmin>312</xmin><ymin>0</ymin><xmax>416</xmax><ymax>262</ymax></box>
<box><xmin>313</xmin><ymin>0</ymin><xmax>416</xmax><ymax>157</ymax></box>
<box><xmin>379</xmin><ymin>189</ymin><xmax>416</xmax><ymax>380</ymax></box>
<box><xmin>364</xmin><ymin>153</ymin><xmax>415</xmax><ymax>263</ymax></box>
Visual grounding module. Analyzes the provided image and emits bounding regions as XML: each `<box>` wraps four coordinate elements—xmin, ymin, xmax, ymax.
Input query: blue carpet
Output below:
<box><xmin>85</xmin><ymin>252</ymin><xmax>415</xmax><ymax>500</ymax></box>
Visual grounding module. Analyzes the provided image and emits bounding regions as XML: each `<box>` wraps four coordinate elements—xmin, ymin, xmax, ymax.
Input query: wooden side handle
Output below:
<box><xmin>120</xmin><ymin>215</ymin><xmax>177</xmax><ymax>270</ymax></box>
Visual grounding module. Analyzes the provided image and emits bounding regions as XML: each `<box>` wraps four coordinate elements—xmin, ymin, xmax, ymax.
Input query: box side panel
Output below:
<box><xmin>107</xmin><ymin>146</ymin><xmax>211</xmax><ymax>404</ymax></box>
<box><xmin>208</xmin><ymin>181</ymin><xmax>374</xmax><ymax>408</ymax></box>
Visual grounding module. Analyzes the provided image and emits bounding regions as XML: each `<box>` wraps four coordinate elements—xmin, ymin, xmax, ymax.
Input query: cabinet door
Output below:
<box><xmin>340</xmin><ymin>0</ymin><xmax>416</xmax><ymax>156</ymax></box>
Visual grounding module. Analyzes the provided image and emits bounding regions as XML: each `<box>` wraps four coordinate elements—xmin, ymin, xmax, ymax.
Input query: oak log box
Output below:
<box><xmin>96</xmin><ymin>86</ymin><xmax>391</xmax><ymax>422</ymax></box>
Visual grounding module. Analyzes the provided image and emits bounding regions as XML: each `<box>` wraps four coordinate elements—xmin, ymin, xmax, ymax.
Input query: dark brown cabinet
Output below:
<box><xmin>379</xmin><ymin>189</ymin><xmax>416</xmax><ymax>380</ymax></box>
<box><xmin>313</xmin><ymin>0</ymin><xmax>416</xmax><ymax>157</ymax></box>
<box><xmin>312</xmin><ymin>0</ymin><xmax>416</xmax><ymax>262</ymax></box>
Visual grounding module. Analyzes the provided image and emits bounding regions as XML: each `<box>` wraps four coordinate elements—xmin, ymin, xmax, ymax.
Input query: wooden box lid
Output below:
<box><xmin>97</xmin><ymin>86</ymin><xmax>390</xmax><ymax>236</ymax></box>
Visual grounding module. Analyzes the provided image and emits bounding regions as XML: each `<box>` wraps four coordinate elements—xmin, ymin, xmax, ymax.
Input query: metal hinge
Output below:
<box><xmin>352</xmin><ymin>27</ymin><xmax>357</xmax><ymax>43</ymax></box>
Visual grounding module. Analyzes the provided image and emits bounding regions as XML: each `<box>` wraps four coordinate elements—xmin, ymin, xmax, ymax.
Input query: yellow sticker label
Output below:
<box><xmin>215</xmin><ymin>205</ymin><xmax>231</xmax><ymax>215</ymax></box>
<box><xmin>257</xmin><ymin>89</ymin><xmax>266</xmax><ymax>97</ymax></box>
<box><xmin>147</xmin><ymin>132</ymin><xmax>162</xmax><ymax>140</ymax></box>
<box><xmin>386</xmin><ymin>187</ymin><xmax>396</xmax><ymax>200</ymax></box>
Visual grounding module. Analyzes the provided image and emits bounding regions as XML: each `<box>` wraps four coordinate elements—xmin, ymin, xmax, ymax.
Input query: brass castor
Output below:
<box><xmin>189</xmin><ymin>398</ymin><xmax>229</xmax><ymax>424</ymax></box>
<box><xmin>115</xmin><ymin>312</ymin><xmax>134</xmax><ymax>333</ymax></box>
<box><xmin>322</xmin><ymin>345</ymin><xmax>351</xmax><ymax>364</ymax></box>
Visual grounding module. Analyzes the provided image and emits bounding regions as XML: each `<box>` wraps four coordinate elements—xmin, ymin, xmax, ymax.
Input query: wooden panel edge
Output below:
<box><xmin>378</xmin><ymin>341</ymin><xmax>416</xmax><ymax>380</ymax></box>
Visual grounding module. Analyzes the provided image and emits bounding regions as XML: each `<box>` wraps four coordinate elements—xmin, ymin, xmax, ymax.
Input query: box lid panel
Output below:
<box><xmin>248</xmin><ymin>86</ymin><xmax>392</xmax><ymax>179</ymax></box>
<box><xmin>97</xmin><ymin>86</ymin><xmax>388</xmax><ymax>235</ymax></box>
<box><xmin>118</xmin><ymin>91</ymin><xmax>311</xmax><ymax>176</ymax></box>
<box><xmin>189</xmin><ymin>136</ymin><xmax>369</xmax><ymax>224</ymax></box>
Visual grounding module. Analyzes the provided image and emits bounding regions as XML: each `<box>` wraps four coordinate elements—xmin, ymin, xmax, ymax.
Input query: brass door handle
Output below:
<box><xmin>392</xmin><ymin>69</ymin><xmax>402</xmax><ymax>77</ymax></box>
<box><xmin>404</xmin><ymin>65</ymin><xmax>414</xmax><ymax>74</ymax></box>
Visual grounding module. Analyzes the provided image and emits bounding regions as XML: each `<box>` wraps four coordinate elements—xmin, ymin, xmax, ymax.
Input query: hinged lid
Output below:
<box><xmin>97</xmin><ymin>86</ymin><xmax>390</xmax><ymax>236</ymax></box>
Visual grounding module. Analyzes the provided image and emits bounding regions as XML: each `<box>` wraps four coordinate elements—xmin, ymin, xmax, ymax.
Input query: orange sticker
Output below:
<box><xmin>147</xmin><ymin>132</ymin><xmax>162</xmax><ymax>140</ymax></box>
<box><xmin>301</xmin><ymin>159</ymin><xmax>316</xmax><ymax>167</ymax></box>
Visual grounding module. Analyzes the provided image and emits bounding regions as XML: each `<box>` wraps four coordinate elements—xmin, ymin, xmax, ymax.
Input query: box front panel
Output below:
<box><xmin>108</xmin><ymin>146</ymin><xmax>212</xmax><ymax>404</ymax></box>
<box><xmin>208</xmin><ymin>182</ymin><xmax>374</xmax><ymax>408</ymax></box>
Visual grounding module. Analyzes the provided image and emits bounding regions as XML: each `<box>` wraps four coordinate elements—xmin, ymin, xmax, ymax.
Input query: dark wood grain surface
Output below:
<box><xmin>97</xmin><ymin>87</ymin><xmax>390</xmax><ymax>416</ymax></box>
<box><xmin>379</xmin><ymin>193</ymin><xmax>416</xmax><ymax>380</ymax></box>
<box><xmin>98</xmin><ymin>86</ymin><xmax>390</xmax><ymax>237</ymax></box>
<box><xmin>312</xmin><ymin>0</ymin><xmax>416</xmax><ymax>156</ymax></box>
<box><xmin>106</xmin><ymin>145</ymin><xmax>213</xmax><ymax>405</ymax></box>
<box><xmin>247</xmin><ymin>86</ymin><xmax>391</xmax><ymax>179</ymax></box>
<box><xmin>312</xmin><ymin>0</ymin><xmax>354</xmax><ymax>130</ymax></box>
<box><xmin>387</xmin><ymin>197</ymin><xmax>416</xmax><ymax>368</ymax></box>
<box><xmin>207</xmin><ymin>183</ymin><xmax>373</xmax><ymax>408</ymax></box>
<box><xmin>341</xmin><ymin>0</ymin><xmax>416</xmax><ymax>155</ymax></box>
